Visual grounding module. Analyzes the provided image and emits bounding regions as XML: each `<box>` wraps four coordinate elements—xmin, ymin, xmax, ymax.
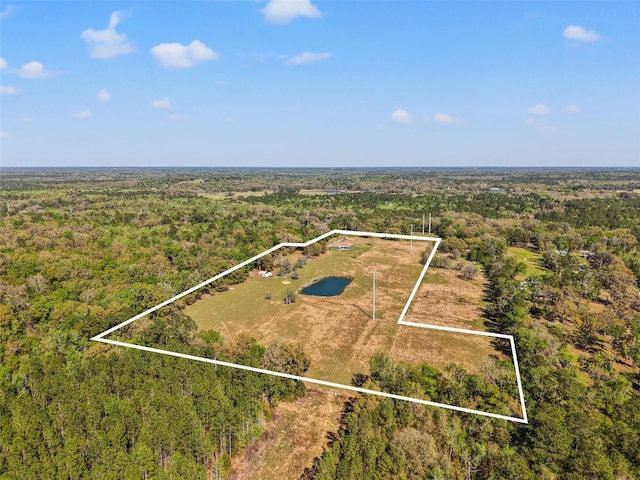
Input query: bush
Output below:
<box><xmin>460</xmin><ymin>265</ymin><xmax>478</xmax><ymax>280</ymax></box>
<box><xmin>284</xmin><ymin>290</ymin><xmax>296</xmax><ymax>304</ymax></box>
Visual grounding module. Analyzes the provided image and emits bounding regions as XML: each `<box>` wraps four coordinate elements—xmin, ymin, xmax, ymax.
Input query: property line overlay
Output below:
<box><xmin>92</xmin><ymin>229</ymin><xmax>528</xmax><ymax>424</ymax></box>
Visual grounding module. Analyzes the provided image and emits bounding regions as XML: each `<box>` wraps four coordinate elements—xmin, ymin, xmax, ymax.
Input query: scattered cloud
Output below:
<box><xmin>225</xmin><ymin>116</ymin><xmax>236</xmax><ymax>123</ymax></box>
<box><xmin>289</xmin><ymin>104</ymin><xmax>300</xmax><ymax>113</ymax></box>
<box><xmin>98</xmin><ymin>89</ymin><xmax>111</xmax><ymax>102</ymax></box>
<box><xmin>71</xmin><ymin>110</ymin><xmax>92</xmax><ymax>119</ymax></box>
<box><xmin>0</xmin><ymin>57</ymin><xmax>7</xmax><ymax>70</ymax></box>
<box><xmin>0</xmin><ymin>85</ymin><xmax>21</xmax><ymax>95</ymax></box>
<box><xmin>433</xmin><ymin>113</ymin><xmax>455</xmax><ymax>124</ymax></box>
<box><xmin>524</xmin><ymin>116</ymin><xmax>555</xmax><ymax>133</ymax></box>
<box><xmin>287</xmin><ymin>51</ymin><xmax>331</xmax><ymax>65</ymax></box>
<box><xmin>168</xmin><ymin>113</ymin><xmax>188</xmax><ymax>122</ymax></box>
<box><xmin>20</xmin><ymin>117</ymin><xmax>31</xmax><ymax>123</ymax></box>
<box><xmin>563</xmin><ymin>25</ymin><xmax>600</xmax><ymax>42</ymax></box>
<box><xmin>81</xmin><ymin>11</ymin><xmax>134</xmax><ymax>59</ymax></box>
<box><xmin>151</xmin><ymin>97</ymin><xmax>171</xmax><ymax>109</ymax></box>
<box><xmin>0</xmin><ymin>131</ymin><xmax>8</xmax><ymax>138</ymax></box>
<box><xmin>0</xmin><ymin>5</ymin><xmax>14</xmax><ymax>19</ymax></box>
<box><xmin>565</xmin><ymin>104</ymin><xmax>580</xmax><ymax>113</ymax></box>
<box><xmin>262</xmin><ymin>0</ymin><xmax>321</xmax><ymax>24</ymax></box>
<box><xmin>18</xmin><ymin>61</ymin><xmax>51</xmax><ymax>79</ymax></box>
<box><xmin>527</xmin><ymin>104</ymin><xmax>551</xmax><ymax>116</ymax></box>
<box><xmin>391</xmin><ymin>109</ymin><xmax>413</xmax><ymax>124</ymax></box>
<box><xmin>150</xmin><ymin>40</ymin><xmax>217</xmax><ymax>68</ymax></box>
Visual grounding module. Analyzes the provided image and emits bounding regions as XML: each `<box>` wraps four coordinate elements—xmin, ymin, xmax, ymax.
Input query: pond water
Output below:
<box><xmin>301</xmin><ymin>277</ymin><xmax>352</xmax><ymax>297</ymax></box>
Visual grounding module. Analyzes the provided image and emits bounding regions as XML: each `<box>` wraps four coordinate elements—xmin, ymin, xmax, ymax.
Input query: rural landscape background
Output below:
<box><xmin>1</xmin><ymin>167</ymin><xmax>639</xmax><ymax>478</ymax></box>
<box><xmin>2</xmin><ymin>0</ymin><xmax>640</xmax><ymax>478</ymax></box>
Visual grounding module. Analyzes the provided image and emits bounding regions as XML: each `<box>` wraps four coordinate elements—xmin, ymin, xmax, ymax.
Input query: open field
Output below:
<box><xmin>229</xmin><ymin>389</ymin><xmax>347</xmax><ymax>480</ymax></box>
<box><xmin>508</xmin><ymin>247</ymin><xmax>546</xmax><ymax>276</ymax></box>
<box><xmin>186</xmin><ymin>235</ymin><xmax>513</xmax><ymax>385</ymax></box>
<box><xmin>403</xmin><ymin>268</ymin><xmax>487</xmax><ymax>331</ymax></box>
<box><xmin>198</xmin><ymin>190</ymin><xmax>274</xmax><ymax>200</ymax></box>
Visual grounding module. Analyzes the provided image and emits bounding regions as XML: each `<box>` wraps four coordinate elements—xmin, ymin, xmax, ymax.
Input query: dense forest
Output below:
<box><xmin>1</xmin><ymin>168</ymin><xmax>639</xmax><ymax>479</ymax></box>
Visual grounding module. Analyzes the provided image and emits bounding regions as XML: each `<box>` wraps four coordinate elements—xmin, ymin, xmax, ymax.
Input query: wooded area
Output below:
<box><xmin>1</xmin><ymin>168</ymin><xmax>639</xmax><ymax>479</ymax></box>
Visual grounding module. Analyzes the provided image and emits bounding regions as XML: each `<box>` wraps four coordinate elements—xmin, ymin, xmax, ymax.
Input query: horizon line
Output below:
<box><xmin>2</xmin><ymin>166</ymin><xmax>639</xmax><ymax>170</ymax></box>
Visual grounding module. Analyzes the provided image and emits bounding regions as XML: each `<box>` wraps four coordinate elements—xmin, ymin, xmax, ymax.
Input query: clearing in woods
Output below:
<box><xmin>229</xmin><ymin>389</ymin><xmax>348</xmax><ymax>480</ymax></box>
<box><xmin>92</xmin><ymin>230</ymin><xmax>527</xmax><ymax>422</ymax></box>
<box><xmin>187</xmin><ymin>235</ymin><xmax>500</xmax><ymax>383</ymax></box>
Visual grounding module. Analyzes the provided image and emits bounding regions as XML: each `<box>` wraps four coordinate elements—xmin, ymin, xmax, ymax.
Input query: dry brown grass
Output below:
<box><xmin>187</xmin><ymin>236</ymin><xmax>507</xmax><ymax>383</ymax></box>
<box><xmin>229</xmin><ymin>389</ymin><xmax>348</xmax><ymax>480</ymax></box>
<box><xmin>403</xmin><ymin>268</ymin><xmax>487</xmax><ymax>331</ymax></box>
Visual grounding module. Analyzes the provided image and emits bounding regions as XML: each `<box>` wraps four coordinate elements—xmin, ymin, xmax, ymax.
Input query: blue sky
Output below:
<box><xmin>1</xmin><ymin>1</ymin><xmax>638</xmax><ymax>167</ymax></box>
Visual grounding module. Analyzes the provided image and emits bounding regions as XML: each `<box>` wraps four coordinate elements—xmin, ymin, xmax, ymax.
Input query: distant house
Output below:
<box><xmin>330</xmin><ymin>241</ymin><xmax>354</xmax><ymax>251</ymax></box>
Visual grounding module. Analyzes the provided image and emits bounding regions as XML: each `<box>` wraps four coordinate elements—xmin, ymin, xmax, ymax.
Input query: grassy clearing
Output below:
<box><xmin>187</xmin><ymin>236</ymin><xmax>429</xmax><ymax>384</ymax></box>
<box><xmin>229</xmin><ymin>389</ymin><xmax>347</xmax><ymax>480</ymax></box>
<box><xmin>185</xmin><ymin>236</ymin><xmax>514</xmax><ymax>390</ymax></box>
<box><xmin>198</xmin><ymin>190</ymin><xmax>273</xmax><ymax>200</ymax></box>
<box><xmin>298</xmin><ymin>189</ymin><xmax>329</xmax><ymax>196</ymax></box>
<box><xmin>508</xmin><ymin>247</ymin><xmax>546</xmax><ymax>276</ymax></box>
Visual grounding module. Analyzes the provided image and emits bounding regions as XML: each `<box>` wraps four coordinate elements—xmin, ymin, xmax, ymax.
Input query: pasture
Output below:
<box><xmin>186</xmin><ymin>235</ymin><xmax>511</xmax><ymax>385</ymax></box>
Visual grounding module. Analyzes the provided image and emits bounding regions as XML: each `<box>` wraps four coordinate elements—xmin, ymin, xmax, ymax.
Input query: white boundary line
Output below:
<box><xmin>91</xmin><ymin>229</ymin><xmax>528</xmax><ymax>424</ymax></box>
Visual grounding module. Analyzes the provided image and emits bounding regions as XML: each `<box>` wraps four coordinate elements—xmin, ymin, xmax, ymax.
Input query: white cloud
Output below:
<box><xmin>0</xmin><ymin>131</ymin><xmax>8</xmax><ymax>138</ymax></box>
<box><xmin>0</xmin><ymin>57</ymin><xmax>7</xmax><ymax>70</ymax></box>
<box><xmin>565</xmin><ymin>104</ymin><xmax>580</xmax><ymax>113</ymax></box>
<box><xmin>20</xmin><ymin>117</ymin><xmax>31</xmax><ymax>123</ymax></box>
<box><xmin>391</xmin><ymin>109</ymin><xmax>413</xmax><ymax>124</ymax></box>
<box><xmin>287</xmin><ymin>51</ymin><xmax>331</xmax><ymax>65</ymax></box>
<box><xmin>527</xmin><ymin>104</ymin><xmax>551</xmax><ymax>115</ymax></box>
<box><xmin>150</xmin><ymin>40</ymin><xmax>217</xmax><ymax>69</ymax></box>
<box><xmin>98</xmin><ymin>89</ymin><xmax>111</xmax><ymax>102</ymax></box>
<box><xmin>0</xmin><ymin>5</ymin><xmax>14</xmax><ymax>19</ymax></box>
<box><xmin>0</xmin><ymin>85</ymin><xmax>21</xmax><ymax>95</ymax></box>
<box><xmin>262</xmin><ymin>0</ymin><xmax>321</xmax><ymax>24</ymax></box>
<box><xmin>225</xmin><ymin>116</ymin><xmax>236</xmax><ymax>123</ymax></box>
<box><xmin>289</xmin><ymin>104</ymin><xmax>300</xmax><ymax>113</ymax></box>
<box><xmin>71</xmin><ymin>110</ymin><xmax>91</xmax><ymax>119</ymax></box>
<box><xmin>18</xmin><ymin>61</ymin><xmax>51</xmax><ymax>79</ymax></box>
<box><xmin>151</xmin><ymin>97</ymin><xmax>171</xmax><ymax>109</ymax></box>
<box><xmin>81</xmin><ymin>11</ymin><xmax>134</xmax><ymax>59</ymax></box>
<box><xmin>433</xmin><ymin>113</ymin><xmax>455</xmax><ymax>124</ymax></box>
<box><xmin>168</xmin><ymin>113</ymin><xmax>188</xmax><ymax>122</ymax></box>
<box><xmin>563</xmin><ymin>25</ymin><xmax>600</xmax><ymax>42</ymax></box>
<box><xmin>524</xmin><ymin>117</ymin><xmax>555</xmax><ymax>133</ymax></box>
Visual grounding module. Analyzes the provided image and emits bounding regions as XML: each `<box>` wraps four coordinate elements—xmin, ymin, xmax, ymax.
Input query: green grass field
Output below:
<box><xmin>508</xmin><ymin>247</ymin><xmax>546</xmax><ymax>276</ymax></box>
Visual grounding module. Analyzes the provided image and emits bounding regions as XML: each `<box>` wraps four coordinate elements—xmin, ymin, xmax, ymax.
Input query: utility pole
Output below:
<box><xmin>428</xmin><ymin>213</ymin><xmax>432</xmax><ymax>234</ymax></box>
<box><xmin>410</xmin><ymin>225</ymin><xmax>413</xmax><ymax>254</ymax></box>
<box><xmin>422</xmin><ymin>214</ymin><xmax>425</xmax><ymax>234</ymax></box>
<box><xmin>372</xmin><ymin>271</ymin><xmax>376</xmax><ymax>320</ymax></box>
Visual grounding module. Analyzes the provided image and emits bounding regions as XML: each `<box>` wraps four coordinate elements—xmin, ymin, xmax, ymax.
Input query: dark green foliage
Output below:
<box><xmin>305</xmin><ymin>244</ymin><xmax>640</xmax><ymax>479</ymax></box>
<box><xmin>1</xmin><ymin>168</ymin><xmax>639</xmax><ymax>479</ymax></box>
<box><xmin>0</xmin><ymin>345</ymin><xmax>303</xmax><ymax>478</ymax></box>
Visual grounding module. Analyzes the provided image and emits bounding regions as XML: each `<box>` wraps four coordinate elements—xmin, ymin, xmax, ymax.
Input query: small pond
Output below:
<box><xmin>301</xmin><ymin>277</ymin><xmax>352</xmax><ymax>297</ymax></box>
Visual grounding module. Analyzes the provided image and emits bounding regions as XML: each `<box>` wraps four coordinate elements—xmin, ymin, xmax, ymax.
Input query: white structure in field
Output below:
<box><xmin>92</xmin><ymin>229</ymin><xmax>528</xmax><ymax>423</ymax></box>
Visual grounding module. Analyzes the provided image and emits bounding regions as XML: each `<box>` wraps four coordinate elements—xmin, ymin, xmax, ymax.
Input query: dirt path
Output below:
<box><xmin>229</xmin><ymin>388</ymin><xmax>348</xmax><ymax>480</ymax></box>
